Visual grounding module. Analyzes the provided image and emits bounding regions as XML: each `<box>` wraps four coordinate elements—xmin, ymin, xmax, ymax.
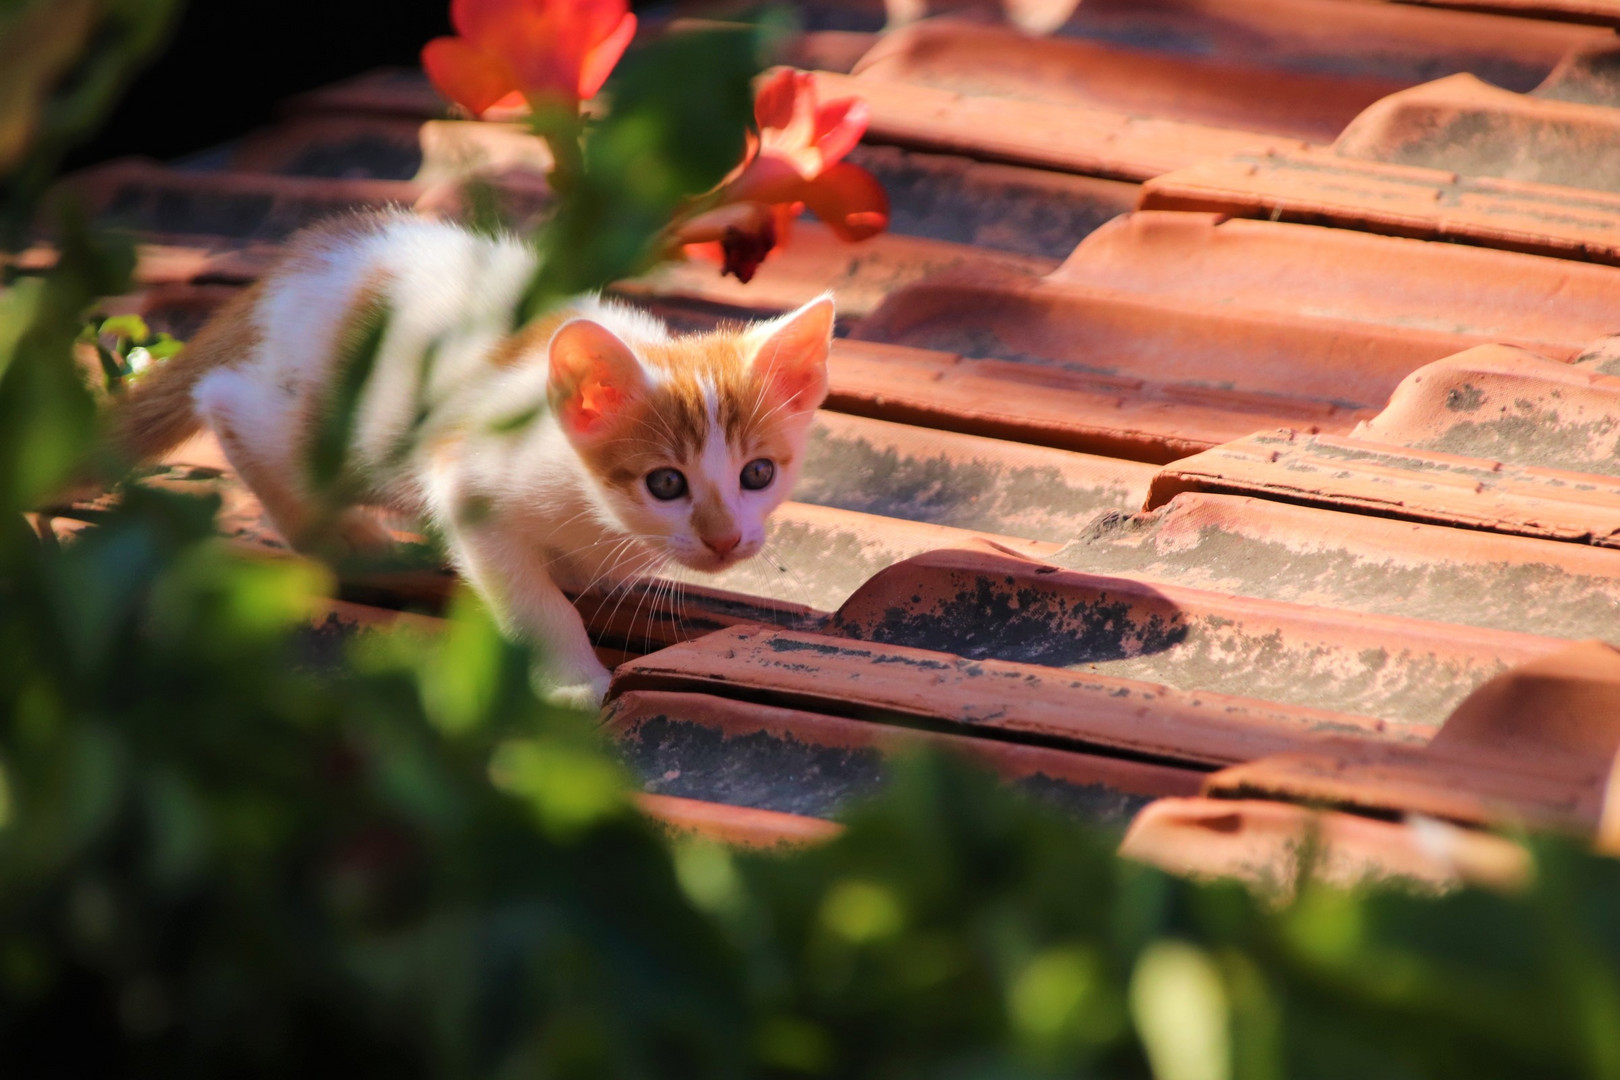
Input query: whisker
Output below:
<box><xmin>760</xmin><ymin>536</ymin><xmax>816</xmax><ymax>614</ymax></box>
<box><xmin>574</xmin><ymin>535</ymin><xmax>648</xmax><ymax>618</ymax></box>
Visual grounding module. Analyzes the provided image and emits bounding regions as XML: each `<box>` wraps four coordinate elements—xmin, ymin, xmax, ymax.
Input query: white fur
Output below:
<box><xmin>190</xmin><ymin>214</ymin><xmax>830</xmax><ymax>707</ymax></box>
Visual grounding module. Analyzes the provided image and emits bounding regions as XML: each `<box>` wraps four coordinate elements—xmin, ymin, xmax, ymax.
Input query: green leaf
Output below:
<box><xmin>146</xmin><ymin>332</ymin><xmax>184</xmax><ymax>359</ymax></box>
<box><xmin>518</xmin><ymin>19</ymin><xmax>778</xmax><ymax>321</ymax></box>
<box><xmin>308</xmin><ymin>296</ymin><xmax>389</xmax><ymax>495</ymax></box>
<box><xmin>97</xmin><ymin>313</ymin><xmax>149</xmax><ymax>343</ymax></box>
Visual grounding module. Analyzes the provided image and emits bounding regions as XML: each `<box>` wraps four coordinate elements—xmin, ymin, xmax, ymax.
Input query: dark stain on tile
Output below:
<box><xmin>617</xmin><ymin>716</ymin><xmax>888</xmax><ymax>819</ymax></box>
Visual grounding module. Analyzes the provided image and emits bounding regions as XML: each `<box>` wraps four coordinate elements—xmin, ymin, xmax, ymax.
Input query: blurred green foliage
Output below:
<box><xmin>0</xmin><ymin>0</ymin><xmax>181</xmax><ymax>241</ymax></box>
<box><xmin>82</xmin><ymin>310</ymin><xmax>184</xmax><ymax>391</ymax></box>
<box><xmin>516</xmin><ymin>17</ymin><xmax>779</xmax><ymax>321</ymax></box>
<box><xmin>7</xmin><ymin>3</ymin><xmax>1620</xmax><ymax>1077</ymax></box>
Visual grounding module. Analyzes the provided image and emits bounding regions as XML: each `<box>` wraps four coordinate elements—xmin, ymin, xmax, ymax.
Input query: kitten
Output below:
<box><xmin>109</xmin><ymin>212</ymin><xmax>833</xmax><ymax>706</ymax></box>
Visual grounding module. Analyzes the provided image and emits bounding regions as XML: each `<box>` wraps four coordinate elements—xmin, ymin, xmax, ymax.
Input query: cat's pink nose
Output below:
<box><xmin>703</xmin><ymin>532</ymin><xmax>741</xmax><ymax>557</ymax></box>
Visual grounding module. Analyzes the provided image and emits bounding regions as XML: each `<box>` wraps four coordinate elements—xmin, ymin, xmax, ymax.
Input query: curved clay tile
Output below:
<box><xmin>605</xmin><ymin>688</ymin><xmax>1199</xmax><ymax>823</ymax></box>
<box><xmin>1140</xmin><ymin>147</ymin><xmax>1620</xmax><ymax>264</ymax></box>
<box><xmin>827</xmin><ymin>548</ymin><xmax>1566</xmax><ymax>728</ymax></box>
<box><xmin>1046</xmin><ymin>492</ymin><xmax>1620</xmax><ymax>642</ymax></box>
<box><xmin>1354</xmin><ymin>344</ymin><xmax>1620</xmax><ymax>476</ymax></box>
<box><xmin>1119</xmin><ymin>796</ymin><xmax>1531</xmax><ymax>893</ymax></box>
<box><xmin>1148</xmin><ymin>427</ymin><xmax>1620</xmax><ymax>546</ymax></box>
<box><xmin>636</xmin><ymin>792</ymin><xmax>844</xmax><ymax>846</ymax></box>
<box><xmin>1202</xmin><ymin>642</ymin><xmax>1620</xmax><ymax>836</ymax></box>
<box><xmin>852</xmin><ymin>19</ymin><xmax>1402</xmax><ymax>142</ymax></box>
<box><xmin>1054</xmin><ymin>211</ymin><xmax>1620</xmax><ymax>355</ymax></box>
<box><xmin>1335</xmin><ymin>73</ymin><xmax>1620</xmax><ymax>194</ymax></box>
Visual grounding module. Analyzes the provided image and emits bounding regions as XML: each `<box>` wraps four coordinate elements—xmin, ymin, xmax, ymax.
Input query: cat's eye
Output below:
<box><xmin>645</xmin><ymin>467</ymin><xmax>688</xmax><ymax>501</ymax></box>
<box><xmin>740</xmin><ymin>458</ymin><xmax>775</xmax><ymax>491</ymax></box>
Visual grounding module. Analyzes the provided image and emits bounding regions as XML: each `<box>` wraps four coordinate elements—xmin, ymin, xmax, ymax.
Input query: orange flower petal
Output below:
<box><xmin>753</xmin><ymin>68</ymin><xmax>805</xmax><ymax>133</ymax></box>
<box><xmin>450</xmin><ymin>0</ymin><xmax>523</xmax><ymax>46</ymax></box>
<box><xmin>685</xmin><ymin>240</ymin><xmax>725</xmax><ymax>264</ymax></box>
<box><xmin>422</xmin><ymin>36</ymin><xmax>521</xmax><ymax>116</ymax></box>
<box><xmin>772</xmin><ymin>200</ymin><xmax>801</xmax><ymax>250</ymax></box>
<box><xmin>449</xmin><ymin>0</ymin><xmax>633</xmax><ymax>109</ymax></box>
<box><xmin>674</xmin><ymin>201</ymin><xmax>774</xmax><ymax>245</ymax></box>
<box><xmin>800</xmin><ymin>161</ymin><xmax>889</xmax><ymax>242</ymax></box>
<box><xmin>812</xmin><ymin>96</ymin><xmax>867</xmax><ymax>167</ymax></box>
<box><xmin>579</xmin><ymin>10</ymin><xmax>636</xmax><ymax>98</ymax></box>
<box><xmin>724</xmin><ymin>153</ymin><xmax>815</xmax><ymax>205</ymax></box>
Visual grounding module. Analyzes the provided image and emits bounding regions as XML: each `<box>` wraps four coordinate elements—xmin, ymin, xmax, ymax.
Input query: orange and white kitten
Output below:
<box><xmin>112</xmin><ymin>212</ymin><xmax>833</xmax><ymax>706</ymax></box>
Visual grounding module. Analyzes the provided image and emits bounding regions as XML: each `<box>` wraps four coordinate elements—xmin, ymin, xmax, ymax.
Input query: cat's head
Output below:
<box><xmin>547</xmin><ymin>296</ymin><xmax>833</xmax><ymax>572</ymax></box>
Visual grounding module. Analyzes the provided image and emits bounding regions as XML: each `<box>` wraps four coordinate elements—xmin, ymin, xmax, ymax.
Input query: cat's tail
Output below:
<box><xmin>104</xmin><ymin>284</ymin><xmax>262</xmax><ymax>465</ymax></box>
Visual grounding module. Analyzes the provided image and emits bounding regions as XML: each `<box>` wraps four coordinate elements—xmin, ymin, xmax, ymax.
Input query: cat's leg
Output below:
<box><xmin>195</xmin><ymin>369</ymin><xmax>393</xmax><ymax>556</ymax></box>
<box><xmin>451</xmin><ymin>530</ymin><xmax>614</xmax><ymax>709</ymax></box>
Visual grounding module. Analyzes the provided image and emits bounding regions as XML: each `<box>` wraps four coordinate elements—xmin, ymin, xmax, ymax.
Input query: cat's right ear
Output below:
<box><xmin>548</xmin><ymin>319</ymin><xmax>647</xmax><ymax>442</ymax></box>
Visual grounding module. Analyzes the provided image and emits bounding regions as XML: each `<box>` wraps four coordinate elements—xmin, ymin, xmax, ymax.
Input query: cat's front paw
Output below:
<box><xmin>334</xmin><ymin>509</ymin><xmax>397</xmax><ymax>556</ymax></box>
<box><xmin>533</xmin><ymin>663</ymin><xmax>613</xmax><ymax>712</ymax></box>
<box><xmin>297</xmin><ymin>508</ymin><xmax>396</xmax><ymax>560</ymax></box>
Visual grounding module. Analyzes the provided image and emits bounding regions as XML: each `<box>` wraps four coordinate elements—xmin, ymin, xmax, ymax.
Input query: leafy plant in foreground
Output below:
<box><xmin>7</xmin><ymin>2</ymin><xmax>1620</xmax><ymax>1078</ymax></box>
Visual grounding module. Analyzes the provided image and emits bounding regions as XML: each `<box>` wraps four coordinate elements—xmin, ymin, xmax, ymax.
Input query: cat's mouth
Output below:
<box><xmin>673</xmin><ymin>546</ymin><xmax>753</xmax><ymax>573</ymax></box>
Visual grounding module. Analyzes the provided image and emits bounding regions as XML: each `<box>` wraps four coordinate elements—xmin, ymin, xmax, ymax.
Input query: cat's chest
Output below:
<box><xmin>542</xmin><ymin>529</ymin><xmax>660</xmax><ymax>592</ymax></box>
<box><xmin>504</xmin><ymin>494</ymin><xmax>658</xmax><ymax>591</ymax></box>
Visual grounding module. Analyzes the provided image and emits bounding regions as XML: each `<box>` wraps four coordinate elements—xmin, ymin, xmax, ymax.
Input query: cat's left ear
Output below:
<box><xmin>750</xmin><ymin>296</ymin><xmax>833</xmax><ymax>415</ymax></box>
<box><xmin>548</xmin><ymin>318</ymin><xmax>648</xmax><ymax>443</ymax></box>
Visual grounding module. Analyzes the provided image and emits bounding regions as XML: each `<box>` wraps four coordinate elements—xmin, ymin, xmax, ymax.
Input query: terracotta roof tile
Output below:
<box><xmin>1148</xmin><ymin>427</ymin><xmax>1620</xmax><ymax>545</ymax></box>
<box><xmin>1203</xmin><ymin>640</ymin><xmax>1620</xmax><ymax>833</ymax></box>
<box><xmin>228</xmin><ymin>113</ymin><xmax>430</xmax><ymax>180</ymax></box>
<box><xmin>1139</xmin><ymin>147</ymin><xmax>1620</xmax><ymax>264</ymax></box>
<box><xmin>824</xmin><ymin>336</ymin><xmax>1321</xmax><ymax>463</ymax></box>
<box><xmin>848</xmin><ymin>19</ymin><xmax>1402</xmax><ymax>142</ymax></box>
<box><xmin>1048</xmin><ymin>492</ymin><xmax>1620</xmax><ymax>641</ymax></box>
<box><xmin>49</xmin><ymin>0</ymin><xmax>1620</xmax><ymax>854</ymax></box>
<box><xmin>1053</xmin><ymin>210</ymin><xmax>1620</xmax><ymax>354</ymax></box>
<box><xmin>842</xmin><ymin>145</ymin><xmax>1139</xmax><ymax>258</ymax></box>
<box><xmin>1335</xmin><ymin>72</ymin><xmax>1620</xmax><ymax>193</ymax></box>
<box><xmin>634</xmin><ymin>792</ymin><xmax>845</xmax><ymax>846</ymax></box>
<box><xmin>811</xmin><ymin>70</ymin><xmax>1304</xmax><ymax>181</ymax></box>
<box><xmin>1045</xmin><ymin>0</ymin><xmax>1601</xmax><ymax>85</ymax></box>
<box><xmin>1536</xmin><ymin>37</ymin><xmax>1620</xmax><ymax>102</ymax></box>
<box><xmin>585</xmin><ymin>501</ymin><xmax>1055</xmax><ymax>627</ymax></box>
<box><xmin>609</xmin><ymin>623</ymin><xmax>1422</xmax><ymax>767</ymax></box>
<box><xmin>1384</xmin><ymin>0</ymin><xmax>1620</xmax><ymax>29</ymax></box>
<box><xmin>66</xmin><ymin>158</ymin><xmax>433</xmax><ymax>244</ymax></box>
<box><xmin>1148</xmin><ymin>345</ymin><xmax>1620</xmax><ymax>543</ymax></box>
<box><xmin>619</xmin><ymin>221</ymin><xmax>1056</xmax><ymax>319</ymax></box>
<box><xmin>800</xmin><ymin>0</ymin><xmax>1603</xmax><ymax>84</ymax></box>
<box><xmin>606</xmin><ymin>689</ymin><xmax>1198</xmax><ymax>823</ymax></box>
<box><xmin>66</xmin><ymin>152</ymin><xmax>1057</xmax><ymax>320</ymax></box>
<box><xmin>852</xmin><ymin>265</ymin><xmax>1488</xmax><ymax>444</ymax></box>
<box><xmin>283</xmin><ymin>66</ymin><xmax>450</xmax><ymax>119</ymax></box>
<box><xmin>797</xmin><ymin>412</ymin><xmax>1157</xmax><ymax>540</ymax></box>
<box><xmin>1356</xmin><ymin>344</ymin><xmax>1620</xmax><ymax>473</ymax></box>
<box><xmin>1119</xmin><ymin>796</ymin><xmax>1531</xmax><ymax>892</ymax></box>
<box><xmin>825</xmin><ymin>548</ymin><xmax>1566</xmax><ymax>727</ymax></box>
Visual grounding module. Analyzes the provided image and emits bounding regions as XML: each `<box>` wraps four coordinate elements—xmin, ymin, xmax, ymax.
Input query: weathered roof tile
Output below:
<box><xmin>48</xmin><ymin>0</ymin><xmax>1620</xmax><ymax>842</ymax></box>
<box><xmin>827</xmin><ymin>548</ymin><xmax>1568</xmax><ymax>728</ymax></box>
<box><xmin>1140</xmin><ymin>148</ymin><xmax>1620</xmax><ymax>264</ymax></box>
<box><xmin>609</xmin><ymin>623</ymin><xmax>1425</xmax><ymax>768</ymax></box>
<box><xmin>1054</xmin><ymin>210</ymin><xmax>1620</xmax><ymax>354</ymax></box>
<box><xmin>1120</xmin><ymin>796</ymin><xmax>1531</xmax><ymax>892</ymax></box>
<box><xmin>1049</xmin><ymin>492</ymin><xmax>1620</xmax><ymax>641</ymax></box>
<box><xmin>606</xmin><ymin>689</ymin><xmax>1198</xmax><ymax>823</ymax></box>
<box><xmin>1204</xmin><ymin>640</ymin><xmax>1620</xmax><ymax>833</ymax></box>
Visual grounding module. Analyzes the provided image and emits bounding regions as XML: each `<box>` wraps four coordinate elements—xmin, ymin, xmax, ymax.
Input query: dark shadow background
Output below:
<box><xmin>68</xmin><ymin>0</ymin><xmax>455</xmax><ymax>169</ymax></box>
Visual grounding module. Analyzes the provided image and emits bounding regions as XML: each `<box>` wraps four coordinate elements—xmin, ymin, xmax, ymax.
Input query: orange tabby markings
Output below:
<box><xmin>105</xmin><ymin>212</ymin><xmax>833</xmax><ymax>707</ymax></box>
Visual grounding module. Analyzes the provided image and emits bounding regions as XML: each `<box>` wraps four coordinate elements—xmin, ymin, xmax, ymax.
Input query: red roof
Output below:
<box><xmin>44</xmin><ymin>0</ymin><xmax>1620</xmax><ymax>888</ymax></box>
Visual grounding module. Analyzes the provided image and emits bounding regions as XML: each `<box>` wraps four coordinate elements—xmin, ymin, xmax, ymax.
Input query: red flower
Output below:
<box><xmin>422</xmin><ymin>0</ymin><xmax>637</xmax><ymax>117</ymax></box>
<box><xmin>677</xmin><ymin>202</ymin><xmax>798</xmax><ymax>284</ymax></box>
<box><xmin>726</xmin><ymin>69</ymin><xmax>889</xmax><ymax>243</ymax></box>
<box><xmin>680</xmin><ymin>69</ymin><xmax>889</xmax><ymax>280</ymax></box>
